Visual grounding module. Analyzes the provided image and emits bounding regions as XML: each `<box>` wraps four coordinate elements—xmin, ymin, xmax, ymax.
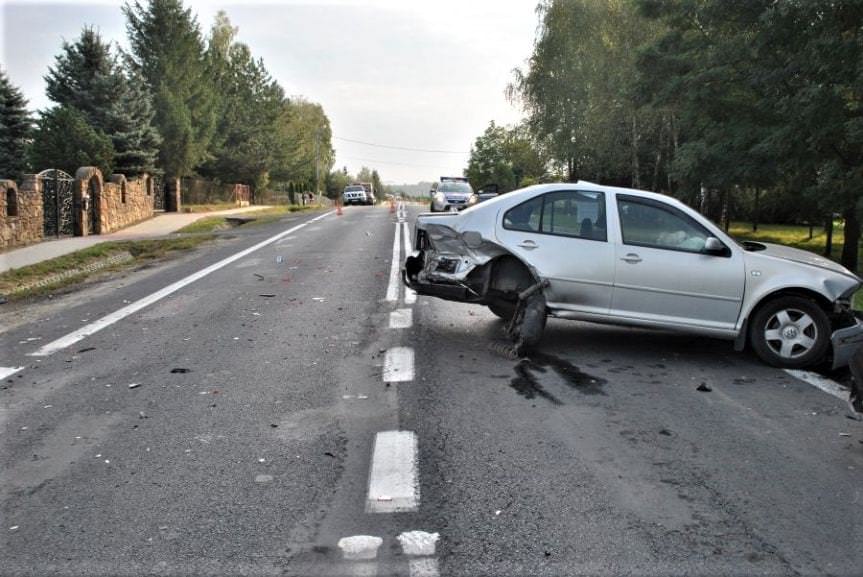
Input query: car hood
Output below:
<box><xmin>749</xmin><ymin>242</ymin><xmax>860</xmax><ymax>280</ymax></box>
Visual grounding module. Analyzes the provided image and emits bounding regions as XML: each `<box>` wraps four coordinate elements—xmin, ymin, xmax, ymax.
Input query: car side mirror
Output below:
<box><xmin>704</xmin><ymin>237</ymin><xmax>726</xmax><ymax>255</ymax></box>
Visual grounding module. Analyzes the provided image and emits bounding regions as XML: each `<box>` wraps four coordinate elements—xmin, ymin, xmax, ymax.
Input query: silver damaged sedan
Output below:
<box><xmin>403</xmin><ymin>183</ymin><xmax>863</xmax><ymax>368</ymax></box>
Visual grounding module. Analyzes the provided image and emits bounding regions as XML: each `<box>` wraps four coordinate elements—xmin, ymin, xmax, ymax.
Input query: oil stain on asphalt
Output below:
<box><xmin>510</xmin><ymin>351</ymin><xmax>607</xmax><ymax>405</ymax></box>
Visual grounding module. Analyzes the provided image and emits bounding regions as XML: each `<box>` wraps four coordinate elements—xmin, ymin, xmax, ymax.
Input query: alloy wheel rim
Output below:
<box><xmin>764</xmin><ymin>308</ymin><xmax>818</xmax><ymax>359</ymax></box>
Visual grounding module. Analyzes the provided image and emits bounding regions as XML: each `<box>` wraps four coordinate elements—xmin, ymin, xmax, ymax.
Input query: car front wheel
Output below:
<box><xmin>749</xmin><ymin>295</ymin><xmax>830</xmax><ymax>368</ymax></box>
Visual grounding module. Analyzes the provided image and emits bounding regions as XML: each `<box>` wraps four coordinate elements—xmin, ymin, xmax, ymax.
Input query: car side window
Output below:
<box><xmin>540</xmin><ymin>190</ymin><xmax>606</xmax><ymax>241</ymax></box>
<box><xmin>617</xmin><ymin>196</ymin><xmax>709</xmax><ymax>253</ymax></box>
<box><xmin>503</xmin><ymin>196</ymin><xmax>543</xmax><ymax>232</ymax></box>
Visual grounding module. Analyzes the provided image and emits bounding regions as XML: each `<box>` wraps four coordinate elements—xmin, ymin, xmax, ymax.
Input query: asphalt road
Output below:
<box><xmin>1</xmin><ymin>204</ymin><xmax>860</xmax><ymax>577</ymax></box>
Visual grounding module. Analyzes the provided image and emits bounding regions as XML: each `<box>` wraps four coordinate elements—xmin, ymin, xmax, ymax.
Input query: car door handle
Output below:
<box><xmin>620</xmin><ymin>253</ymin><xmax>642</xmax><ymax>264</ymax></box>
<box><xmin>517</xmin><ymin>240</ymin><xmax>538</xmax><ymax>250</ymax></box>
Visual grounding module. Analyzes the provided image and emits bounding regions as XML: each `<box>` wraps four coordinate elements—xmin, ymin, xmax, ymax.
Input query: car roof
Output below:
<box><xmin>501</xmin><ymin>181</ymin><xmax>690</xmax><ymax>211</ymax></box>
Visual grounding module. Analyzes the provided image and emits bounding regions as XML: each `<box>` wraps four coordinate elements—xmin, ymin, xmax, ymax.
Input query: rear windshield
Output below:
<box><xmin>439</xmin><ymin>182</ymin><xmax>473</xmax><ymax>193</ymax></box>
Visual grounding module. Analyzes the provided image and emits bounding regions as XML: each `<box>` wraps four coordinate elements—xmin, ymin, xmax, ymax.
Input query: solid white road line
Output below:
<box><xmin>29</xmin><ymin>211</ymin><xmax>335</xmax><ymax>357</ymax></box>
<box><xmin>383</xmin><ymin>347</ymin><xmax>414</xmax><ymax>382</ymax></box>
<box><xmin>385</xmin><ymin>221</ymin><xmax>402</xmax><ymax>302</ymax></box>
<box><xmin>784</xmin><ymin>369</ymin><xmax>850</xmax><ymax>402</ymax></box>
<box><xmin>366</xmin><ymin>430</ymin><xmax>419</xmax><ymax>513</ymax></box>
<box><xmin>0</xmin><ymin>367</ymin><xmax>25</xmax><ymax>380</ymax></box>
<box><xmin>389</xmin><ymin>308</ymin><xmax>413</xmax><ymax>329</ymax></box>
<box><xmin>401</xmin><ymin>222</ymin><xmax>417</xmax><ymax>304</ymax></box>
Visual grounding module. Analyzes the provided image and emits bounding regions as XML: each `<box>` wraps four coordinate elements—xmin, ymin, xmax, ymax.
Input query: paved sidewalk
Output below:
<box><xmin>0</xmin><ymin>205</ymin><xmax>272</xmax><ymax>273</ymax></box>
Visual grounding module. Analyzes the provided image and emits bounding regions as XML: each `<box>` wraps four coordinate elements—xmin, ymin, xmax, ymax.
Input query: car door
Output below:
<box><xmin>610</xmin><ymin>194</ymin><xmax>744</xmax><ymax>331</ymax></box>
<box><xmin>495</xmin><ymin>189</ymin><xmax>615</xmax><ymax>315</ymax></box>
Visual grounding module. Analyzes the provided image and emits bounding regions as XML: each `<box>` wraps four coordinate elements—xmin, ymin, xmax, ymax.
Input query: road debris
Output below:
<box><xmin>696</xmin><ymin>383</ymin><xmax>712</xmax><ymax>392</ymax></box>
<box><xmin>253</xmin><ymin>273</ymin><xmax>264</xmax><ymax>280</ymax></box>
<box><xmin>397</xmin><ymin>531</ymin><xmax>439</xmax><ymax>556</ymax></box>
<box><xmin>839</xmin><ymin>432</ymin><xmax>851</xmax><ymax>437</ymax></box>
<box><xmin>128</xmin><ymin>383</ymin><xmax>141</xmax><ymax>389</ymax></box>
<box><xmin>258</xmin><ymin>294</ymin><xmax>276</xmax><ymax>298</ymax></box>
<box><xmin>255</xmin><ymin>474</ymin><xmax>273</xmax><ymax>484</ymax></box>
<box><xmin>170</xmin><ymin>368</ymin><xmax>191</xmax><ymax>374</ymax></box>
<box><xmin>77</xmin><ymin>347</ymin><xmax>96</xmax><ymax>353</ymax></box>
<box><xmin>337</xmin><ymin>535</ymin><xmax>383</xmax><ymax>560</ymax></box>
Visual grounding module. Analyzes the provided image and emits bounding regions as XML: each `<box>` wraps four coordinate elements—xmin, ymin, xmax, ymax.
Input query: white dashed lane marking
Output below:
<box><xmin>338</xmin><ymin>535</ymin><xmax>383</xmax><ymax>560</ymax></box>
<box><xmin>28</xmin><ymin>211</ymin><xmax>335</xmax><ymax>357</ymax></box>
<box><xmin>784</xmin><ymin>369</ymin><xmax>850</xmax><ymax>402</ymax></box>
<box><xmin>383</xmin><ymin>347</ymin><xmax>415</xmax><ymax>382</ymax></box>
<box><xmin>0</xmin><ymin>367</ymin><xmax>25</xmax><ymax>380</ymax></box>
<box><xmin>389</xmin><ymin>309</ymin><xmax>413</xmax><ymax>329</ymax></box>
<box><xmin>366</xmin><ymin>430</ymin><xmax>420</xmax><ymax>513</ymax></box>
<box><xmin>385</xmin><ymin>219</ymin><xmax>402</xmax><ymax>303</ymax></box>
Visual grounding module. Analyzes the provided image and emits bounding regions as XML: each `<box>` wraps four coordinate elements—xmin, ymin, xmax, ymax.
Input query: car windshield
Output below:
<box><xmin>438</xmin><ymin>182</ymin><xmax>472</xmax><ymax>193</ymax></box>
<box><xmin>345</xmin><ymin>186</ymin><xmax>364</xmax><ymax>192</ymax></box>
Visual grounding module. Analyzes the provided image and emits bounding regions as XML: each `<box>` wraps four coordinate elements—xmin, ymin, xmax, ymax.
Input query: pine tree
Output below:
<box><xmin>108</xmin><ymin>67</ymin><xmax>161</xmax><ymax>175</ymax></box>
<box><xmin>0</xmin><ymin>69</ymin><xmax>32</xmax><ymax>180</ymax></box>
<box><xmin>44</xmin><ymin>27</ymin><xmax>120</xmax><ymax>131</ymax></box>
<box><xmin>43</xmin><ymin>27</ymin><xmax>160</xmax><ymax>176</ymax></box>
<box><xmin>30</xmin><ymin>105</ymin><xmax>114</xmax><ymax>177</ymax></box>
<box><xmin>124</xmin><ymin>0</ymin><xmax>216</xmax><ymax>178</ymax></box>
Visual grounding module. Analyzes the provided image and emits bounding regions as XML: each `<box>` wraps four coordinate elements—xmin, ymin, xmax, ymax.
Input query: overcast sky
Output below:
<box><xmin>0</xmin><ymin>0</ymin><xmax>538</xmax><ymax>183</ymax></box>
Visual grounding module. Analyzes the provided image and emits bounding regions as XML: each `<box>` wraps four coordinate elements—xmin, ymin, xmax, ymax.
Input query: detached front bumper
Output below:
<box><xmin>831</xmin><ymin>312</ymin><xmax>863</xmax><ymax>369</ymax></box>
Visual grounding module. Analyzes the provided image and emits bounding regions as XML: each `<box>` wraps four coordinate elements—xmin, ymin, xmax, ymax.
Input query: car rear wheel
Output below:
<box><xmin>749</xmin><ymin>295</ymin><xmax>830</xmax><ymax>368</ymax></box>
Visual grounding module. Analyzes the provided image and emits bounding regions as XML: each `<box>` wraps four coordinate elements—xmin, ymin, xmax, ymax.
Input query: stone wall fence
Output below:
<box><xmin>74</xmin><ymin>167</ymin><xmax>155</xmax><ymax>236</ymax></box>
<box><xmin>0</xmin><ymin>177</ymin><xmax>44</xmax><ymax>251</ymax></box>
<box><xmin>1</xmin><ymin>167</ymin><xmax>164</xmax><ymax>252</ymax></box>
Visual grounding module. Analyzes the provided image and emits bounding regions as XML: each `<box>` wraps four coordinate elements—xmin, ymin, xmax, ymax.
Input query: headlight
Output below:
<box><xmin>434</xmin><ymin>192</ymin><xmax>445</xmax><ymax>203</ymax></box>
<box><xmin>468</xmin><ymin>194</ymin><xmax>478</xmax><ymax>205</ymax></box>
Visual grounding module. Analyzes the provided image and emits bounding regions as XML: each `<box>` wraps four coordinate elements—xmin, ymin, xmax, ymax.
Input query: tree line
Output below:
<box><xmin>0</xmin><ymin>0</ymin><xmax>337</xmax><ymax>197</ymax></box>
<box><xmin>467</xmin><ymin>0</ymin><xmax>861</xmax><ymax>272</ymax></box>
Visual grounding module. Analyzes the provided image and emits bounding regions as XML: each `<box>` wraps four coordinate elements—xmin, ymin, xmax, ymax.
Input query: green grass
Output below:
<box><xmin>182</xmin><ymin>203</ymin><xmax>239</xmax><ymax>213</ymax></box>
<box><xmin>0</xmin><ymin>236</ymin><xmax>214</xmax><ymax>300</ymax></box>
<box><xmin>175</xmin><ymin>204</ymin><xmax>324</xmax><ymax>234</ymax></box>
<box><xmin>728</xmin><ymin>221</ymin><xmax>848</xmax><ymax>257</ymax></box>
<box><xmin>176</xmin><ymin>216</ymin><xmax>232</xmax><ymax>234</ymax></box>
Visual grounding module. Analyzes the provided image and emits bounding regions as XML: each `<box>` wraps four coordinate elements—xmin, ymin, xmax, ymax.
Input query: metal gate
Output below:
<box><xmin>152</xmin><ymin>174</ymin><xmax>166</xmax><ymax>211</ymax></box>
<box><xmin>38</xmin><ymin>169</ymin><xmax>75</xmax><ymax>238</ymax></box>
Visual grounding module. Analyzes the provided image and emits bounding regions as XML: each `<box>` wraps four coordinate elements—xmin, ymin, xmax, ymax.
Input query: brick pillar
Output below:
<box><xmin>73</xmin><ymin>181</ymin><xmax>88</xmax><ymax>236</ymax></box>
<box><xmin>166</xmin><ymin>178</ymin><xmax>182</xmax><ymax>212</ymax></box>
